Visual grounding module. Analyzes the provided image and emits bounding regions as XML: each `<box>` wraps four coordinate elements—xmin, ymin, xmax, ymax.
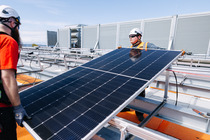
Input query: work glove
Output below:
<box><xmin>13</xmin><ymin>104</ymin><xmax>31</xmax><ymax>127</ymax></box>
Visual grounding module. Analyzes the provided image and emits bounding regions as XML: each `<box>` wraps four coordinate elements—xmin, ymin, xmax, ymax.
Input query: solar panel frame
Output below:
<box><xmin>20</xmin><ymin>48</ymin><xmax>182</xmax><ymax>140</ymax></box>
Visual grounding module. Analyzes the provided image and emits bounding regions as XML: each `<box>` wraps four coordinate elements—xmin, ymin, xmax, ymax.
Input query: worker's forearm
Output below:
<box><xmin>3</xmin><ymin>78</ymin><xmax>21</xmax><ymax>106</ymax></box>
<box><xmin>1</xmin><ymin>70</ymin><xmax>21</xmax><ymax>106</ymax></box>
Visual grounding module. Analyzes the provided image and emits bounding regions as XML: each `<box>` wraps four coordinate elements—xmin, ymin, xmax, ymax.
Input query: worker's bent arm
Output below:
<box><xmin>1</xmin><ymin>69</ymin><xmax>21</xmax><ymax>106</ymax></box>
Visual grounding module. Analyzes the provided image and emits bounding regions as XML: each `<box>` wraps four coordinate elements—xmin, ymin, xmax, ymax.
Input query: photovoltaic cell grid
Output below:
<box><xmin>21</xmin><ymin>48</ymin><xmax>181</xmax><ymax>140</ymax></box>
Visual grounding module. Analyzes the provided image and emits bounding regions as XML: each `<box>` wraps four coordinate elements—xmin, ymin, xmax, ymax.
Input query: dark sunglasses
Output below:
<box><xmin>129</xmin><ymin>35</ymin><xmax>137</xmax><ymax>38</ymax></box>
<box><xmin>15</xmin><ymin>16</ymin><xmax>21</xmax><ymax>24</ymax></box>
<box><xmin>14</xmin><ymin>17</ymin><xmax>21</xmax><ymax>29</ymax></box>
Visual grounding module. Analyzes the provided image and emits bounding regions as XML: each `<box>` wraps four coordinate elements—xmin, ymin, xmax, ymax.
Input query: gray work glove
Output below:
<box><xmin>13</xmin><ymin>104</ymin><xmax>31</xmax><ymax>127</ymax></box>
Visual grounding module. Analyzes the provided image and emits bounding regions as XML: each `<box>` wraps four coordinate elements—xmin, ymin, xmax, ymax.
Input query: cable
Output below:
<box><xmin>172</xmin><ymin>71</ymin><xmax>178</xmax><ymax>106</ymax></box>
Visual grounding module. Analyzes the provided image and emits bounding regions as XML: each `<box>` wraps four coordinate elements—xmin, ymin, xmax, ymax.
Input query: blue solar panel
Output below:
<box><xmin>21</xmin><ymin>48</ymin><xmax>181</xmax><ymax>140</ymax></box>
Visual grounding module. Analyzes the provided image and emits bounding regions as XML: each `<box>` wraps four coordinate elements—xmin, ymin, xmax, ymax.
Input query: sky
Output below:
<box><xmin>1</xmin><ymin>0</ymin><xmax>210</xmax><ymax>45</ymax></box>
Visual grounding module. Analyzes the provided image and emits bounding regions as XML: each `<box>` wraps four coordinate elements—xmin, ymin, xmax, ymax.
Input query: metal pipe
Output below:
<box><xmin>140</xmin><ymin>100</ymin><xmax>166</xmax><ymax>128</ymax></box>
<box><xmin>120</xmin><ymin>127</ymin><xmax>127</xmax><ymax>140</ymax></box>
<box><xmin>17</xmin><ymin>70</ymin><xmax>43</xmax><ymax>75</ymax></box>
<box><xmin>164</xmin><ymin>70</ymin><xmax>170</xmax><ymax>99</ymax></box>
<box><xmin>64</xmin><ymin>54</ymin><xmax>68</xmax><ymax>70</ymax></box>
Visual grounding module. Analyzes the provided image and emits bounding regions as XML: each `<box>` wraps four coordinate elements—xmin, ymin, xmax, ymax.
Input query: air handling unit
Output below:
<box><xmin>57</xmin><ymin>24</ymin><xmax>85</xmax><ymax>50</ymax></box>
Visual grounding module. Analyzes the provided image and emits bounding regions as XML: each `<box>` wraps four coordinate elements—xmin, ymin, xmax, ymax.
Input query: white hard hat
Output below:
<box><xmin>129</xmin><ymin>28</ymin><xmax>142</xmax><ymax>36</ymax></box>
<box><xmin>0</xmin><ymin>5</ymin><xmax>20</xmax><ymax>23</ymax></box>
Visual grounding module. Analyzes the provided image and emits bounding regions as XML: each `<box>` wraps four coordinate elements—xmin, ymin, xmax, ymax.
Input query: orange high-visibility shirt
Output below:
<box><xmin>0</xmin><ymin>34</ymin><xmax>19</xmax><ymax>70</ymax></box>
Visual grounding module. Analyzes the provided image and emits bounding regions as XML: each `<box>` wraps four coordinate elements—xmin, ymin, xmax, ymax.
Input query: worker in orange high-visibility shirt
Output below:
<box><xmin>121</xmin><ymin>28</ymin><xmax>164</xmax><ymax>121</ymax></box>
<box><xmin>129</xmin><ymin>28</ymin><xmax>162</xmax><ymax>50</ymax></box>
<box><xmin>0</xmin><ymin>5</ymin><xmax>30</xmax><ymax>140</ymax></box>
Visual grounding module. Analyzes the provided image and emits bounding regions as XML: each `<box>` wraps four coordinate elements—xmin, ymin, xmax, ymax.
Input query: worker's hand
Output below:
<box><xmin>181</xmin><ymin>49</ymin><xmax>185</xmax><ymax>56</ymax></box>
<box><xmin>13</xmin><ymin>104</ymin><xmax>31</xmax><ymax>127</ymax></box>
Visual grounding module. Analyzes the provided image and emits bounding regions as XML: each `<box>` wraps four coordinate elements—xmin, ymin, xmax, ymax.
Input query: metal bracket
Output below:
<box><xmin>120</xmin><ymin>126</ymin><xmax>127</xmax><ymax>140</ymax></box>
<box><xmin>63</xmin><ymin>54</ymin><xmax>68</xmax><ymax>70</ymax></box>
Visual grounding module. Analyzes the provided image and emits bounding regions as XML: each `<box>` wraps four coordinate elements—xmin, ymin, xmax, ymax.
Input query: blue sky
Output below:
<box><xmin>1</xmin><ymin>0</ymin><xmax>210</xmax><ymax>44</ymax></box>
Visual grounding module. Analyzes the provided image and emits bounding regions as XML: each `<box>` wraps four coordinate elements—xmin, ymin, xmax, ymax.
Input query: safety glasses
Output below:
<box><xmin>15</xmin><ymin>16</ymin><xmax>21</xmax><ymax>24</ymax></box>
<box><xmin>14</xmin><ymin>17</ymin><xmax>21</xmax><ymax>29</ymax></box>
<box><xmin>129</xmin><ymin>35</ymin><xmax>137</xmax><ymax>38</ymax></box>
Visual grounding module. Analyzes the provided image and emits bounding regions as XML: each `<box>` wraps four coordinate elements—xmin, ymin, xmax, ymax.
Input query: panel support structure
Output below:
<box><xmin>128</xmin><ymin>97</ymin><xmax>210</xmax><ymax>134</ymax></box>
<box><xmin>168</xmin><ymin>15</ymin><xmax>178</xmax><ymax>50</ymax></box>
<box><xmin>164</xmin><ymin>69</ymin><xmax>170</xmax><ymax>99</ymax></box>
<box><xmin>94</xmin><ymin>24</ymin><xmax>100</xmax><ymax>50</ymax></box>
<box><xmin>207</xmin><ymin>38</ymin><xmax>210</xmax><ymax>56</ymax></box>
<box><xmin>109</xmin><ymin>117</ymin><xmax>173</xmax><ymax>140</ymax></box>
<box><xmin>57</xmin><ymin>29</ymin><xmax>60</xmax><ymax>49</ymax></box>
<box><xmin>116</xmin><ymin>23</ymin><xmax>120</xmax><ymax>48</ymax></box>
<box><xmin>140</xmin><ymin>20</ymin><xmax>145</xmax><ymax>41</ymax></box>
<box><xmin>68</xmin><ymin>28</ymin><xmax>71</xmax><ymax>49</ymax></box>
